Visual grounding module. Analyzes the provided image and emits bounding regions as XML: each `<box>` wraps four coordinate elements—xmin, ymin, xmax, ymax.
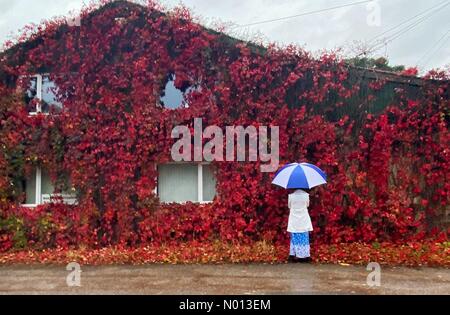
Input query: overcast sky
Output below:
<box><xmin>0</xmin><ymin>0</ymin><xmax>449</xmax><ymax>73</ymax></box>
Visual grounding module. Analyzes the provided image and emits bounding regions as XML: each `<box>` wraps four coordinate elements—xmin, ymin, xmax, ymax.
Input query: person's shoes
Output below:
<box><xmin>288</xmin><ymin>256</ymin><xmax>312</xmax><ymax>263</ymax></box>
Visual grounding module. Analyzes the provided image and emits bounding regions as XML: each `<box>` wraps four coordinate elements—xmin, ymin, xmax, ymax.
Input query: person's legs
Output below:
<box><xmin>288</xmin><ymin>233</ymin><xmax>297</xmax><ymax>262</ymax></box>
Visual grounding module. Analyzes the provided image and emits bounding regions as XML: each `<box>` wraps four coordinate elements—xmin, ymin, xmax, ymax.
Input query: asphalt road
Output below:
<box><xmin>0</xmin><ymin>264</ymin><xmax>448</xmax><ymax>294</ymax></box>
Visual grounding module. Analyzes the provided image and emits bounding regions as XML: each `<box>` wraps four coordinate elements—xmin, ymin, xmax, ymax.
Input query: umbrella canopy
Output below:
<box><xmin>272</xmin><ymin>162</ymin><xmax>327</xmax><ymax>189</ymax></box>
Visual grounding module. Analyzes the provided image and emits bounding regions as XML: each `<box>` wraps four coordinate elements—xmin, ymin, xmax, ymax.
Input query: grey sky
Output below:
<box><xmin>0</xmin><ymin>0</ymin><xmax>448</xmax><ymax>73</ymax></box>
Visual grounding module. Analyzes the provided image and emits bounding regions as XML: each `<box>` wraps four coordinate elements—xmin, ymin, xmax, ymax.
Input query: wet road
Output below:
<box><xmin>0</xmin><ymin>264</ymin><xmax>448</xmax><ymax>294</ymax></box>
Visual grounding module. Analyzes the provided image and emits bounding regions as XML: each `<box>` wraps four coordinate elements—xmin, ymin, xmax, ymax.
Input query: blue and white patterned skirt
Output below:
<box><xmin>290</xmin><ymin>232</ymin><xmax>310</xmax><ymax>258</ymax></box>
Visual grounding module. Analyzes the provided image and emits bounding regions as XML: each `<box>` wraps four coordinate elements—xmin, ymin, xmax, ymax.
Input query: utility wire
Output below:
<box><xmin>416</xmin><ymin>29</ymin><xmax>450</xmax><ymax>65</ymax></box>
<box><xmin>227</xmin><ymin>0</ymin><xmax>449</xmax><ymax>68</ymax></box>
<box><xmin>357</xmin><ymin>1</ymin><xmax>449</xmax><ymax>56</ymax></box>
<box><xmin>417</xmin><ymin>30</ymin><xmax>450</xmax><ymax>68</ymax></box>
<box><xmin>233</xmin><ymin>0</ymin><xmax>373</xmax><ymax>28</ymax></box>
<box><xmin>367</xmin><ymin>0</ymin><xmax>449</xmax><ymax>44</ymax></box>
<box><xmin>369</xmin><ymin>4</ymin><xmax>448</xmax><ymax>51</ymax></box>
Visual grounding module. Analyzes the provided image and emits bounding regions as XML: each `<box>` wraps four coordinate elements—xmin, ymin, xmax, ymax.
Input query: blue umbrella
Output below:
<box><xmin>272</xmin><ymin>162</ymin><xmax>327</xmax><ymax>189</ymax></box>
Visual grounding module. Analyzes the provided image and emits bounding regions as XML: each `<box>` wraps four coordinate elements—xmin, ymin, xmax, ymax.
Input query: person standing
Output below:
<box><xmin>287</xmin><ymin>189</ymin><xmax>313</xmax><ymax>263</ymax></box>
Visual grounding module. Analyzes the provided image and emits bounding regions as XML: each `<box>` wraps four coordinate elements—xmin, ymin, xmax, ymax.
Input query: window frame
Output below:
<box><xmin>20</xmin><ymin>73</ymin><xmax>62</xmax><ymax>116</ymax></box>
<box><xmin>156</xmin><ymin>162</ymin><xmax>215</xmax><ymax>204</ymax></box>
<box><xmin>21</xmin><ymin>166</ymin><xmax>77</xmax><ymax>208</ymax></box>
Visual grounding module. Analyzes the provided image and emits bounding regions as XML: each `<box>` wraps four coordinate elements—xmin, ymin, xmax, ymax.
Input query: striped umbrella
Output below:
<box><xmin>272</xmin><ymin>162</ymin><xmax>327</xmax><ymax>189</ymax></box>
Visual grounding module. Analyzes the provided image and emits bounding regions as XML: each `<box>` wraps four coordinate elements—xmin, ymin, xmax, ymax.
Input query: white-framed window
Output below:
<box><xmin>21</xmin><ymin>167</ymin><xmax>77</xmax><ymax>207</ymax></box>
<box><xmin>23</xmin><ymin>74</ymin><xmax>63</xmax><ymax>115</ymax></box>
<box><xmin>157</xmin><ymin>163</ymin><xmax>216</xmax><ymax>203</ymax></box>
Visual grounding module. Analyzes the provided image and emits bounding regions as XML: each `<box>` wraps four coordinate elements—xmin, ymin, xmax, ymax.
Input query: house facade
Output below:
<box><xmin>0</xmin><ymin>1</ymin><xmax>448</xmax><ymax>249</ymax></box>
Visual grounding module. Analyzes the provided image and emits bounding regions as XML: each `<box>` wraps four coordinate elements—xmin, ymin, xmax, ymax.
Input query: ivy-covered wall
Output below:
<box><xmin>0</xmin><ymin>1</ymin><xmax>448</xmax><ymax>251</ymax></box>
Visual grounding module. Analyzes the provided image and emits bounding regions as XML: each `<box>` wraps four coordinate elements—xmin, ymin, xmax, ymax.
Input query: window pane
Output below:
<box><xmin>25</xmin><ymin>171</ymin><xmax>36</xmax><ymax>204</ymax></box>
<box><xmin>202</xmin><ymin>165</ymin><xmax>216</xmax><ymax>202</ymax></box>
<box><xmin>24</xmin><ymin>77</ymin><xmax>38</xmax><ymax>113</ymax></box>
<box><xmin>41</xmin><ymin>169</ymin><xmax>55</xmax><ymax>195</ymax></box>
<box><xmin>158</xmin><ymin>164</ymin><xmax>198</xmax><ymax>203</ymax></box>
<box><xmin>160</xmin><ymin>74</ymin><xmax>185</xmax><ymax>109</ymax></box>
<box><xmin>41</xmin><ymin>76</ymin><xmax>62</xmax><ymax>112</ymax></box>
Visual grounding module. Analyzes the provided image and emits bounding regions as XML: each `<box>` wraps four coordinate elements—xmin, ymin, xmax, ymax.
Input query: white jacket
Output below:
<box><xmin>287</xmin><ymin>189</ymin><xmax>313</xmax><ymax>233</ymax></box>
